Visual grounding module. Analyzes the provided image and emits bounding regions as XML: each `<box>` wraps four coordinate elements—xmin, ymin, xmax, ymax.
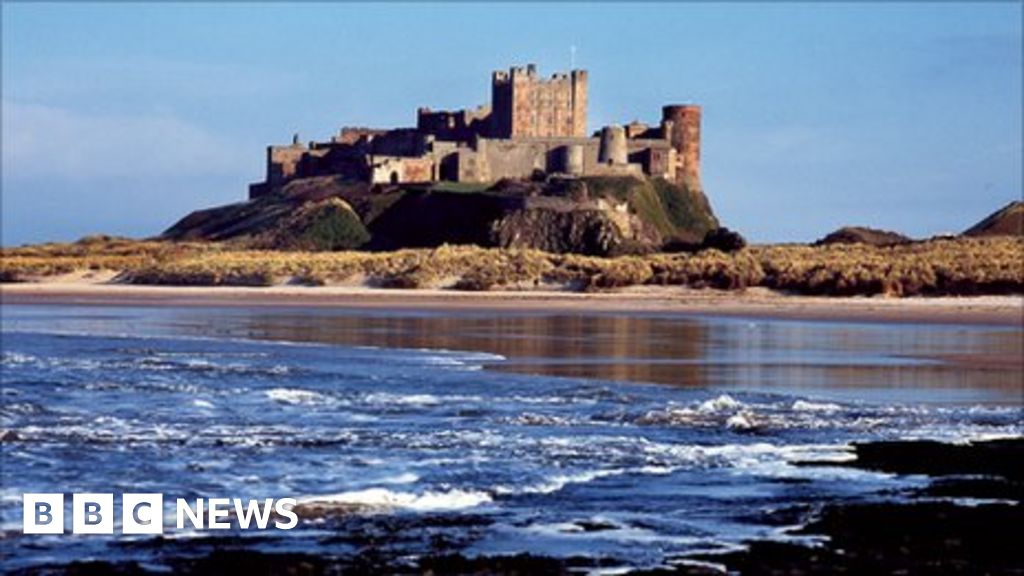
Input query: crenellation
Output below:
<box><xmin>248</xmin><ymin>64</ymin><xmax>702</xmax><ymax>199</ymax></box>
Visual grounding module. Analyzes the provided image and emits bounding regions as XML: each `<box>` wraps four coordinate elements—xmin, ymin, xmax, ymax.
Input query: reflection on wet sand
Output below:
<box><xmin>159</xmin><ymin>310</ymin><xmax>1023</xmax><ymax>403</ymax></box>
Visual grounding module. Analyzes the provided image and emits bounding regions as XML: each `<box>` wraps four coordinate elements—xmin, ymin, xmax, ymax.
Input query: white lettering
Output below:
<box><xmin>273</xmin><ymin>498</ymin><xmax>298</xmax><ymax>530</ymax></box>
<box><xmin>176</xmin><ymin>498</ymin><xmax>204</xmax><ymax>530</ymax></box>
<box><xmin>233</xmin><ymin>498</ymin><xmax>274</xmax><ymax>530</ymax></box>
<box><xmin>207</xmin><ymin>498</ymin><xmax>230</xmax><ymax>529</ymax></box>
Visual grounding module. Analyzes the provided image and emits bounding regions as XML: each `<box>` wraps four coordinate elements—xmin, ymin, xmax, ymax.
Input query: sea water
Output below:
<box><xmin>1</xmin><ymin>305</ymin><xmax>1020</xmax><ymax>571</ymax></box>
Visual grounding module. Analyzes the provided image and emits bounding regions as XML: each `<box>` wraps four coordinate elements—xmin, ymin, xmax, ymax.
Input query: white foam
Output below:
<box><xmin>508</xmin><ymin>412</ymin><xmax>578</xmax><ymax>426</ymax></box>
<box><xmin>297</xmin><ymin>487</ymin><xmax>491</xmax><ymax>512</ymax></box>
<box><xmin>518</xmin><ymin>520</ymin><xmax>703</xmax><ymax>546</ymax></box>
<box><xmin>947</xmin><ymin>497</ymin><xmax>1020</xmax><ymax>507</ymax></box>
<box><xmin>725</xmin><ymin>411</ymin><xmax>757</xmax><ymax>430</ymax></box>
<box><xmin>362</xmin><ymin>392</ymin><xmax>442</xmax><ymax>406</ymax></box>
<box><xmin>633</xmin><ymin>394</ymin><xmax>1017</xmax><ymax>435</ymax></box>
<box><xmin>698</xmin><ymin>394</ymin><xmax>743</xmax><ymax>413</ymax></box>
<box><xmin>266</xmin><ymin>388</ymin><xmax>329</xmax><ymax>406</ymax></box>
<box><xmin>495</xmin><ymin>464</ymin><xmax>677</xmax><ymax>496</ymax></box>
<box><xmin>377</xmin><ymin>472</ymin><xmax>420</xmax><ymax>485</ymax></box>
<box><xmin>792</xmin><ymin>400</ymin><xmax>842</xmax><ymax>412</ymax></box>
<box><xmin>361</xmin><ymin>392</ymin><xmax>488</xmax><ymax>407</ymax></box>
<box><xmin>1</xmin><ymin>351</ymin><xmax>37</xmax><ymax>365</ymax></box>
<box><xmin>409</xmin><ymin>348</ymin><xmax>506</xmax><ymax>363</ymax></box>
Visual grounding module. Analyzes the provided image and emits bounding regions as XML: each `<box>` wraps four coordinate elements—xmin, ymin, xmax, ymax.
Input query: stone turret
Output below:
<box><xmin>661</xmin><ymin>105</ymin><xmax>701</xmax><ymax>186</ymax></box>
<box><xmin>560</xmin><ymin>144</ymin><xmax>584</xmax><ymax>176</ymax></box>
<box><xmin>598</xmin><ymin>125</ymin><xmax>627</xmax><ymax>165</ymax></box>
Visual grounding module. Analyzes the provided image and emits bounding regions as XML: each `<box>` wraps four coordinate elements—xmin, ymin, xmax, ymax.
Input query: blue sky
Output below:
<box><xmin>2</xmin><ymin>2</ymin><xmax>1021</xmax><ymax>245</ymax></box>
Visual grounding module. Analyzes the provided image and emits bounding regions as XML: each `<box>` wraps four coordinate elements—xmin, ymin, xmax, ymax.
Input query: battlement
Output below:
<box><xmin>248</xmin><ymin>64</ymin><xmax>701</xmax><ymax>199</ymax></box>
<box><xmin>490</xmin><ymin>64</ymin><xmax>587</xmax><ymax>139</ymax></box>
<box><xmin>493</xmin><ymin>65</ymin><xmax>584</xmax><ymax>84</ymax></box>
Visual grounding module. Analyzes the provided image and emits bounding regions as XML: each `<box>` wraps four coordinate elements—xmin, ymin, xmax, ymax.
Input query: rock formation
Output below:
<box><xmin>815</xmin><ymin>226</ymin><xmax>912</xmax><ymax>247</ymax></box>
<box><xmin>163</xmin><ymin>175</ymin><xmax>718</xmax><ymax>256</ymax></box>
<box><xmin>963</xmin><ymin>201</ymin><xmax>1023</xmax><ymax>237</ymax></box>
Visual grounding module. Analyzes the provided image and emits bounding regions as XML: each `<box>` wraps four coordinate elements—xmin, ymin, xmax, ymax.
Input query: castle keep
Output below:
<box><xmin>249</xmin><ymin>65</ymin><xmax>701</xmax><ymax>199</ymax></box>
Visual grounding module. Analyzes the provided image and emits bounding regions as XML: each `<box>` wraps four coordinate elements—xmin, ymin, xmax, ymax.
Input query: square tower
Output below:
<box><xmin>490</xmin><ymin>65</ymin><xmax>588</xmax><ymax>139</ymax></box>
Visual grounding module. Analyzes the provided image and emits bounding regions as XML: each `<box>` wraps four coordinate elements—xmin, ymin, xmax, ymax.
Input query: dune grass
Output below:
<box><xmin>2</xmin><ymin>235</ymin><xmax>1021</xmax><ymax>297</ymax></box>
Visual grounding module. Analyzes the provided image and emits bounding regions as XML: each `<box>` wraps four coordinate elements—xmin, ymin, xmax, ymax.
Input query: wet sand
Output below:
<box><xmin>2</xmin><ymin>282</ymin><xmax>1021</xmax><ymax>327</ymax></box>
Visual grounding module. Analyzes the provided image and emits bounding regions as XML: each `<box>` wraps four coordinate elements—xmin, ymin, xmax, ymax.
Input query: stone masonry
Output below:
<box><xmin>249</xmin><ymin>65</ymin><xmax>701</xmax><ymax>199</ymax></box>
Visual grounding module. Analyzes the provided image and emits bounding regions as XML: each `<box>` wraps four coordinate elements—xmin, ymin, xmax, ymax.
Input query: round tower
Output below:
<box><xmin>661</xmin><ymin>105</ymin><xmax>701</xmax><ymax>186</ymax></box>
<box><xmin>560</xmin><ymin>144</ymin><xmax>584</xmax><ymax>176</ymax></box>
<box><xmin>598</xmin><ymin>125</ymin><xmax>627</xmax><ymax>165</ymax></box>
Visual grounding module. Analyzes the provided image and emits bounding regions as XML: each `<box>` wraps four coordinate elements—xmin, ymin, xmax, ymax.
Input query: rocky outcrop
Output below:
<box><xmin>963</xmin><ymin>201</ymin><xmax>1023</xmax><ymax>237</ymax></box>
<box><xmin>700</xmin><ymin>227</ymin><xmax>747</xmax><ymax>253</ymax></box>
<box><xmin>815</xmin><ymin>226</ymin><xmax>911</xmax><ymax>247</ymax></box>
<box><xmin>490</xmin><ymin>206</ymin><xmax>626</xmax><ymax>255</ymax></box>
<box><xmin>163</xmin><ymin>175</ymin><xmax>719</xmax><ymax>256</ymax></box>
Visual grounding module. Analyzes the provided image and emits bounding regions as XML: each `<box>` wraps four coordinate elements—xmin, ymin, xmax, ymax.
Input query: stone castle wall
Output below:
<box><xmin>416</xmin><ymin>105</ymin><xmax>492</xmax><ymax>142</ymax></box>
<box><xmin>266</xmin><ymin>144</ymin><xmax>307</xmax><ymax>185</ymax></box>
<box><xmin>249</xmin><ymin>65</ymin><xmax>700</xmax><ymax>198</ymax></box>
<box><xmin>447</xmin><ymin>135</ymin><xmax>668</xmax><ymax>184</ymax></box>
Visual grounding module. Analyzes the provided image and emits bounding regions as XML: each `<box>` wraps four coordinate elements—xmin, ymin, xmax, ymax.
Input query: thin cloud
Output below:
<box><xmin>2</xmin><ymin>100</ymin><xmax>249</xmax><ymax>181</ymax></box>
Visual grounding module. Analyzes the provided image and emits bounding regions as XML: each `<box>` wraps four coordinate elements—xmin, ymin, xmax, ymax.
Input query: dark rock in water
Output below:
<box><xmin>843</xmin><ymin>438</ymin><xmax>1024</xmax><ymax>481</ymax></box>
<box><xmin>703</xmin><ymin>502</ymin><xmax>1024</xmax><ymax>576</ymax></box>
<box><xmin>795</xmin><ymin>438</ymin><xmax>1024</xmax><ymax>497</ymax></box>
<box><xmin>925</xmin><ymin>476</ymin><xmax>1021</xmax><ymax>500</ymax></box>
<box><xmin>700</xmin><ymin>227</ymin><xmax>746</xmax><ymax>252</ymax></box>
<box><xmin>814</xmin><ymin>226</ymin><xmax>911</xmax><ymax>246</ymax></box>
<box><xmin>419</xmin><ymin>552</ymin><xmax>618</xmax><ymax>575</ymax></box>
<box><xmin>732</xmin><ymin>437</ymin><xmax>1024</xmax><ymax>576</ymax></box>
<box><xmin>574</xmin><ymin>519</ymin><xmax>620</xmax><ymax>532</ymax></box>
<box><xmin>162</xmin><ymin>175</ymin><xmax>719</xmax><ymax>256</ymax></box>
<box><xmin>963</xmin><ymin>200</ymin><xmax>1024</xmax><ymax>237</ymax></box>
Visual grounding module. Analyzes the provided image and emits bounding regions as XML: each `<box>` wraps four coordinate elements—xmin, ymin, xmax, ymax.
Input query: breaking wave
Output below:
<box><xmin>296</xmin><ymin>487</ymin><xmax>493</xmax><ymax>514</ymax></box>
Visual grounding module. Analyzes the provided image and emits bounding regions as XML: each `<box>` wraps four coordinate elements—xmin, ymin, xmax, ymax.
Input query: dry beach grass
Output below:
<box><xmin>2</xmin><ymin>235</ymin><xmax>1021</xmax><ymax>298</ymax></box>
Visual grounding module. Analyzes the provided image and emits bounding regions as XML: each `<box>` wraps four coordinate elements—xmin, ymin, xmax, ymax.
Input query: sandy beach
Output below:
<box><xmin>2</xmin><ymin>280</ymin><xmax>1021</xmax><ymax>327</ymax></box>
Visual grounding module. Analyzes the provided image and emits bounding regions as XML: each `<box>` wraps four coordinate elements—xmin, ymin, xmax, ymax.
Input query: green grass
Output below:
<box><xmin>628</xmin><ymin>180</ymin><xmax>677</xmax><ymax>238</ymax></box>
<box><xmin>429</xmin><ymin>182</ymin><xmax>493</xmax><ymax>194</ymax></box>
<box><xmin>580</xmin><ymin>176</ymin><xmax>718</xmax><ymax>240</ymax></box>
<box><xmin>580</xmin><ymin>176</ymin><xmax>643</xmax><ymax>202</ymax></box>
<box><xmin>651</xmin><ymin>177</ymin><xmax>718</xmax><ymax>234</ymax></box>
<box><xmin>299</xmin><ymin>202</ymin><xmax>370</xmax><ymax>250</ymax></box>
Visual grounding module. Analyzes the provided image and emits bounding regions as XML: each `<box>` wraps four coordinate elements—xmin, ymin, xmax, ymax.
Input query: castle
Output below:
<box><xmin>249</xmin><ymin>64</ymin><xmax>702</xmax><ymax>199</ymax></box>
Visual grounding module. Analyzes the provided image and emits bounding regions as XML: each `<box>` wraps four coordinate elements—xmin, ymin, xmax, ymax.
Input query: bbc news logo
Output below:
<box><xmin>23</xmin><ymin>493</ymin><xmax>298</xmax><ymax>534</ymax></box>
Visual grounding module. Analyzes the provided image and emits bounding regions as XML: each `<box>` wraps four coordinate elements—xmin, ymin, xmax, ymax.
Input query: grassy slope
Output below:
<box><xmin>582</xmin><ymin>176</ymin><xmax>718</xmax><ymax>241</ymax></box>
